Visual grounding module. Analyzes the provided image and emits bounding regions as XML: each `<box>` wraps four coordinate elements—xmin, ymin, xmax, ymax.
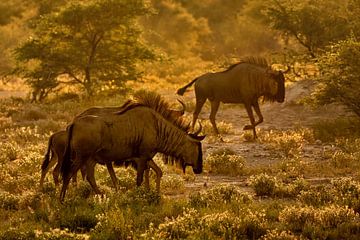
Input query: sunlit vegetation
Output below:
<box><xmin>1</xmin><ymin>0</ymin><xmax>360</xmax><ymax>239</ymax></box>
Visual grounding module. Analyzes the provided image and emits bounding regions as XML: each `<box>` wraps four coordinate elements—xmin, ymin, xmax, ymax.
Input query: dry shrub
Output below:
<box><xmin>205</xmin><ymin>148</ymin><xmax>245</xmax><ymax>176</ymax></box>
<box><xmin>261</xmin><ymin>129</ymin><xmax>313</xmax><ymax>158</ymax></box>
<box><xmin>279</xmin><ymin>205</ymin><xmax>360</xmax><ymax>239</ymax></box>
<box><xmin>189</xmin><ymin>184</ymin><xmax>252</xmax><ymax>208</ymax></box>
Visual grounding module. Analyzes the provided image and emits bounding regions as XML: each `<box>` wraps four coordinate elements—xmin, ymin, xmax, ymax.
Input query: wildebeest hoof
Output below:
<box><xmin>243</xmin><ymin>125</ymin><xmax>253</xmax><ymax>130</ymax></box>
<box><xmin>217</xmin><ymin>135</ymin><xmax>224</xmax><ymax>142</ymax></box>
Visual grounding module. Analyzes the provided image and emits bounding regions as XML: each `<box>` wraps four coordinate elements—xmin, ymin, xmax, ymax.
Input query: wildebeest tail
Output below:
<box><xmin>41</xmin><ymin>134</ymin><xmax>53</xmax><ymax>171</ymax></box>
<box><xmin>61</xmin><ymin>124</ymin><xmax>74</xmax><ymax>181</ymax></box>
<box><xmin>176</xmin><ymin>77</ymin><xmax>198</xmax><ymax>96</ymax></box>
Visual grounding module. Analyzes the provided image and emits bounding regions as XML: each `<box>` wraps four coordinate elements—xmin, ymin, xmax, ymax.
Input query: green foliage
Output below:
<box><xmin>14</xmin><ymin>0</ymin><xmax>155</xmax><ymax>100</ymax></box>
<box><xmin>312</xmin><ymin>37</ymin><xmax>360</xmax><ymax>117</ymax></box>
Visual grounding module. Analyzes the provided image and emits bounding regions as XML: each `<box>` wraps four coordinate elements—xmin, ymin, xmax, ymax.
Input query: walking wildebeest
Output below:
<box><xmin>177</xmin><ymin>57</ymin><xmax>285</xmax><ymax>138</ymax></box>
<box><xmin>40</xmin><ymin>91</ymin><xmax>186</xmax><ymax>192</ymax></box>
<box><xmin>59</xmin><ymin>100</ymin><xmax>204</xmax><ymax>202</ymax></box>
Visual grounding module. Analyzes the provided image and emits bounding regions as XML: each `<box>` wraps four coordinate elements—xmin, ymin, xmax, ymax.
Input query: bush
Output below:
<box><xmin>297</xmin><ymin>185</ymin><xmax>335</xmax><ymax>207</ymax></box>
<box><xmin>161</xmin><ymin>175</ymin><xmax>185</xmax><ymax>194</ymax></box>
<box><xmin>189</xmin><ymin>184</ymin><xmax>252</xmax><ymax>208</ymax></box>
<box><xmin>249</xmin><ymin>174</ymin><xmax>309</xmax><ymax>198</ymax></box>
<box><xmin>0</xmin><ymin>228</ymin><xmax>35</xmax><ymax>240</ymax></box>
<box><xmin>260</xmin><ymin>229</ymin><xmax>303</xmax><ymax>240</ymax></box>
<box><xmin>91</xmin><ymin>209</ymin><xmax>132</xmax><ymax>240</ymax></box>
<box><xmin>142</xmin><ymin>207</ymin><xmax>268</xmax><ymax>239</ymax></box>
<box><xmin>261</xmin><ymin>130</ymin><xmax>309</xmax><ymax>158</ymax></box>
<box><xmin>0</xmin><ymin>191</ymin><xmax>19</xmax><ymax>210</ymax></box>
<box><xmin>205</xmin><ymin>148</ymin><xmax>245</xmax><ymax>176</ymax></box>
<box><xmin>312</xmin><ymin>37</ymin><xmax>360</xmax><ymax>118</ymax></box>
<box><xmin>311</xmin><ymin>118</ymin><xmax>360</xmax><ymax>142</ymax></box>
<box><xmin>201</xmin><ymin>120</ymin><xmax>235</xmax><ymax>135</ymax></box>
<box><xmin>249</xmin><ymin>173</ymin><xmax>278</xmax><ymax>197</ymax></box>
<box><xmin>279</xmin><ymin>205</ymin><xmax>360</xmax><ymax>239</ymax></box>
<box><xmin>55</xmin><ymin>199</ymin><xmax>100</xmax><ymax>232</ymax></box>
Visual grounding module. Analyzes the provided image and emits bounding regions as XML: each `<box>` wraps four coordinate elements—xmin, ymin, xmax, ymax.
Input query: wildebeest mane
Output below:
<box><xmin>116</xmin><ymin>90</ymin><xmax>192</xmax><ymax>133</ymax></box>
<box><xmin>220</xmin><ymin>56</ymin><xmax>269</xmax><ymax>73</ymax></box>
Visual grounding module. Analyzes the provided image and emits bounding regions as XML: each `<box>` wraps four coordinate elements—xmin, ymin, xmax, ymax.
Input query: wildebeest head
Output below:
<box><xmin>182</xmin><ymin>134</ymin><xmax>205</xmax><ymax>174</ymax></box>
<box><xmin>267</xmin><ymin>69</ymin><xmax>285</xmax><ymax>103</ymax></box>
<box><xmin>181</xmin><ymin>124</ymin><xmax>205</xmax><ymax>174</ymax></box>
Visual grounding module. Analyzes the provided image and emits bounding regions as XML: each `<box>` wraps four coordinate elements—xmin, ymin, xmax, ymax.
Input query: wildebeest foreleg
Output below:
<box><xmin>85</xmin><ymin>159</ymin><xmax>102</xmax><ymax>195</ymax></box>
<box><xmin>244</xmin><ymin>104</ymin><xmax>257</xmax><ymax>138</ymax></box>
<box><xmin>106</xmin><ymin>162</ymin><xmax>118</xmax><ymax>191</ymax></box>
<box><xmin>209</xmin><ymin>100</ymin><xmax>220</xmax><ymax>135</ymax></box>
<box><xmin>252</xmin><ymin>101</ymin><xmax>263</xmax><ymax>127</ymax></box>
<box><xmin>148</xmin><ymin>159</ymin><xmax>163</xmax><ymax>192</ymax></box>
<box><xmin>192</xmin><ymin>98</ymin><xmax>206</xmax><ymax>130</ymax></box>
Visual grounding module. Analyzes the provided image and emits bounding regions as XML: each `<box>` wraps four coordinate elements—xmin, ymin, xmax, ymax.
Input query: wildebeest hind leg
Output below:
<box><xmin>192</xmin><ymin>98</ymin><xmax>206</xmax><ymax>130</ymax></box>
<box><xmin>59</xmin><ymin>161</ymin><xmax>83</xmax><ymax>202</ymax></box>
<box><xmin>39</xmin><ymin>156</ymin><xmax>57</xmax><ymax>188</ymax></box>
<box><xmin>144</xmin><ymin>168</ymin><xmax>150</xmax><ymax>190</ymax></box>
<box><xmin>52</xmin><ymin>162</ymin><xmax>61</xmax><ymax>187</ymax></box>
<box><xmin>244</xmin><ymin>104</ymin><xmax>257</xmax><ymax>139</ymax></box>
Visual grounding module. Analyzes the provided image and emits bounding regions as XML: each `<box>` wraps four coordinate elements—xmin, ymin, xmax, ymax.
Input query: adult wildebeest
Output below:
<box><xmin>177</xmin><ymin>57</ymin><xmax>285</xmax><ymax>139</ymax></box>
<box><xmin>40</xmin><ymin>91</ymin><xmax>186</xmax><ymax>191</ymax></box>
<box><xmin>60</xmin><ymin>101</ymin><xmax>204</xmax><ymax>201</ymax></box>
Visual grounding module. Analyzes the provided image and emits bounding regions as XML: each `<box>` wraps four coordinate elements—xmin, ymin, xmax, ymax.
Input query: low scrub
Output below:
<box><xmin>189</xmin><ymin>184</ymin><xmax>252</xmax><ymax>208</ymax></box>
<box><xmin>279</xmin><ymin>205</ymin><xmax>360</xmax><ymax>239</ymax></box>
<box><xmin>205</xmin><ymin>148</ymin><xmax>245</xmax><ymax>176</ymax></box>
<box><xmin>261</xmin><ymin>129</ymin><xmax>313</xmax><ymax>158</ymax></box>
<box><xmin>142</xmin><ymin>207</ymin><xmax>268</xmax><ymax>239</ymax></box>
<box><xmin>249</xmin><ymin>173</ymin><xmax>309</xmax><ymax>198</ymax></box>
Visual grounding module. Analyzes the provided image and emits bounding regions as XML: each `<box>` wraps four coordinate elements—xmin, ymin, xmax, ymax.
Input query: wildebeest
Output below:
<box><xmin>177</xmin><ymin>57</ymin><xmax>285</xmax><ymax>138</ymax></box>
<box><xmin>40</xmin><ymin>91</ymin><xmax>186</xmax><ymax>191</ymax></box>
<box><xmin>59</xmin><ymin>100</ymin><xmax>205</xmax><ymax>201</ymax></box>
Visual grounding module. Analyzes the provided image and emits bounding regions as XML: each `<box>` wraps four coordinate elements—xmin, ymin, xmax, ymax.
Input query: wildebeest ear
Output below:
<box><xmin>189</xmin><ymin>134</ymin><xmax>206</xmax><ymax>141</ymax></box>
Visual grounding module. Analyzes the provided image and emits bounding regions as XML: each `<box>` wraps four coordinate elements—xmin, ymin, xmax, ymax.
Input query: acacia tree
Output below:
<box><xmin>263</xmin><ymin>0</ymin><xmax>350</xmax><ymax>58</ymax></box>
<box><xmin>311</xmin><ymin>37</ymin><xmax>360</xmax><ymax>118</ymax></box>
<box><xmin>14</xmin><ymin>0</ymin><xmax>155</xmax><ymax>101</ymax></box>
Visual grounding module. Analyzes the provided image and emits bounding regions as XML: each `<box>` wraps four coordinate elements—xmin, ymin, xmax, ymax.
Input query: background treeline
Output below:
<box><xmin>0</xmin><ymin>0</ymin><xmax>360</xmax><ymax>116</ymax></box>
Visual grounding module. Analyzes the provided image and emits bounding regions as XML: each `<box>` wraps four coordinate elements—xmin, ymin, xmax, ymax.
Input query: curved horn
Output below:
<box><xmin>193</xmin><ymin>121</ymin><xmax>203</xmax><ymax>136</ymax></box>
<box><xmin>177</xmin><ymin>99</ymin><xmax>186</xmax><ymax>115</ymax></box>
